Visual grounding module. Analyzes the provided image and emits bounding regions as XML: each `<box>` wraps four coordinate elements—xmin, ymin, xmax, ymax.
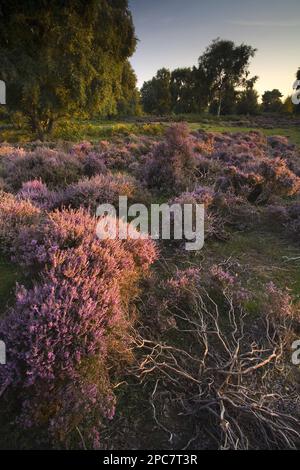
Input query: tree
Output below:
<box><xmin>282</xmin><ymin>96</ymin><xmax>294</xmax><ymax>114</ymax></box>
<box><xmin>170</xmin><ymin>68</ymin><xmax>201</xmax><ymax>114</ymax></box>
<box><xmin>262</xmin><ymin>89</ymin><xmax>283</xmax><ymax>113</ymax></box>
<box><xmin>141</xmin><ymin>68</ymin><xmax>172</xmax><ymax>115</ymax></box>
<box><xmin>0</xmin><ymin>1</ymin><xmax>137</xmax><ymax>138</ymax></box>
<box><xmin>236</xmin><ymin>76</ymin><xmax>259</xmax><ymax>115</ymax></box>
<box><xmin>116</xmin><ymin>62</ymin><xmax>142</xmax><ymax>117</ymax></box>
<box><xmin>210</xmin><ymin>84</ymin><xmax>238</xmax><ymax>115</ymax></box>
<box><xmin>198</xmin><ymin>39</ymin><xmax>257</xmax><ymax>117</ymax></box>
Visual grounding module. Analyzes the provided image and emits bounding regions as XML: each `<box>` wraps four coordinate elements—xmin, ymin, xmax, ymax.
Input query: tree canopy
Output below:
<box><xmin>198</xmin><ymin>39</ymin><xmax>257</xmax><ymax>116</ymax></box>
<box><xmin>0</xmin><ymin>0</ymin><xmax>137</xmax><ymax>137</ymax></box>
<box><xmin>141</xmin><ymin>68</ymin><xmax>172</xmax><ymax>115</ymax></box>
<box><xmin>262</xmin><ymin>89</ymin><xmax>283</xmax><ymax>113</ymax></box>
<box><xmin>141</xmin><ymin>39</ymin><xmax>258</xmax><ymax>117</ymax></box>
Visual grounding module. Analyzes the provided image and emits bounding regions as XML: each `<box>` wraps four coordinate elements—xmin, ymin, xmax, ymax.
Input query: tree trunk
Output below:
<box><xmin>217</xmin><ymin>91</ymin><xmax>222</xmax><ymax>117</ymax></box>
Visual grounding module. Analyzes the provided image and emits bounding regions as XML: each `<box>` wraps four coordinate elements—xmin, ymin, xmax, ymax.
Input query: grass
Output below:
<box><xmin>0</xmin><ymin>118</ymin><xmax>166</xmax><ymax>143</ymax></box>
<box><xmin>204</xmin><ymin>229</ymin><xmax>300</xmax><ymax>301</ymax></box>
<box><xmin>1</xmin><ymin>114</ymin><xmax>299</xmax><ymax>146</ymax></box>
<box><xmin>0</xmin><ymin>258</ymin><xmax>23</xmax><ymax>316</ymax></box>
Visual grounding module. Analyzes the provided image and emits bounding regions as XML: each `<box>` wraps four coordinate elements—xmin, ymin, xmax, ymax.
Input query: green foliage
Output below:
<box><xmin>209</xmin><ymin>84</ymin><xmax>238</xmax><ymax>115</ymax></box>
<box><xmin>141</xmin><ymin>68</ymin><xmax>172</xmax><ymax>115</ymax></box>
<box><xmin>116</xmin><ymin>62</ymin><xmax>142</xmax><ymax>117</ymax></box>
<box><xmin>236</xmin><ymin>88</ymin><xmax>259</xmax><ymax>115</ymax></box>
<box><xmin>170</xmin><ymin>68</ymin><xmax>206</xmax><ymax>114</ymax></box>
<box><xmin>141</xmin><ymin>39</ymin><xmax>257</xmax><ymax>117</ymax></box>
<box><xmin>282</xmin><ymin>96</ymin><xmax>295</xmax><ymax>115</ymax></box>
<box><xmin>198</xmin><ymin>38</ymin><xmax>257</xmax><ymax>117</ymax></box>
<box><xmin>0</xmin><ymin>1</ymin><xmax>137</xmax><ymax>138</ymax></box>
<box><xmin>262</xmin><ymin>89</ymin><xmax>283</xmax><ymax>113</ymax></box>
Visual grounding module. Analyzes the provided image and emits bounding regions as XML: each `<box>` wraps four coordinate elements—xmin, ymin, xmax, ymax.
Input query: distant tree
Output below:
<box><xmin>236</xmin><ymin>76</ymin><xmax>259</xmax><ymax>115</ymax></box>
<box><xmin>141</xmin><ymin>68</ymin><xmax>172</xmax><ymax>115</ymax></box>
<box><xmin>171</xmin><ymin>68</ymin><xmax>195</xmax><ymax>113</ymax></box>
<box><xmin>198</xmin><ymin>39</ymin><xmax>256</xmax><ymax>117</ymax></box>
<box><xmin>191</xmin><ymin>66</ymin><xmax>212</xmax><ymax>113</ymax></box>
<box><xmin>209</xmin><ymin>84</ymin><xmax>238</xmax><ymax>115</ymax></box>
<box><xmin>262</xmin><ymin>89</ymin><xmax>283</xmax><ymax>113</ymax></box>
<box><xmin>170</xmin><ymin>67</ymin><xmax>209</xmax><ymax>114</ymax></box>
<box><xmin>116</xmin><ymin>62</ymin><xmax>142</xmax><ymax>116</ymax></box>
<box><xmin>0</xmin><ymin>0</ymin><xmax>137</xmax><ymax>138</ymax></box>
<box><xmin>282</xmin><ymin>96</ymin><xmax>294</xmax><ymax>114</ymax></box>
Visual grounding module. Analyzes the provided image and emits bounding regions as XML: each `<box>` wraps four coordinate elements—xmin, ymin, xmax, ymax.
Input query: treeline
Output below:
<box><xmin>141</xmin><ymin>39</ymin><xmax>300</xmax><ymax>117</ymax></box>
<box><xmin>1</xmin><ymin>3</ymin><xmax>299</xmax><ymax>140</ymax></box>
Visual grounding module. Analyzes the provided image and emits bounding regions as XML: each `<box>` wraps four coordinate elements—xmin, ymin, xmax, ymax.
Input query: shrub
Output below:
<box><xmin>259</xmin><ymin>158</ymin><xmax>300</xmax><ymax>198</ymax></box>
<box><xmin>139</xmin><ymin>268</ymin><xmax>300</xmax><ymax>450</ymax></box>
<box><xmin>2</xmin><ymin>147</ymin><xmax>84</xmax><ymax>190</ymax></box>
<box><xmin>0</xmin><ymin>207</ymin><xmax>157</xmax><ymax>448</ymax></box>
<box><xmin>170</xmin><ymin>186</ymin><xmax>215</xmax><ymax>208</ymax></box>
<box><xmin>61</xmin><ymin>173</ymin><xmax>138</xmax><ymax>212</ymax></box>
<box><xmin>143</xmin><ymin>123</ymin><xmax>197</xmax><ymax>195</ymax></box>
<box><xmin>81</xmin><ymin>152</ymin><xmax>107</xmax><ymax>177</ymax></box>
<box><xmin>0</xmin><ymin>191</ymin><xmax>41</xmax><ymax>255</ymax></box>
<box><xmin>17</xmin><ymin>180</ymin><xmax>63</xmax><ymax>211</ymax></box>
<box><xmin>98</xmin><ymin>147</ymin><xmax>135</xmax><ymax>172</ymax></box>
<box><xmin>215</xmin><ymin>166</ymin><xmax>264</xmax><ymax>202</ymax></box>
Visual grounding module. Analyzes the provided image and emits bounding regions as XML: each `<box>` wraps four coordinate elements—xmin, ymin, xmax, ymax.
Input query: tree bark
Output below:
<box><xmin>217</xmin><ymin>90</ymin><xmax>222</xmax><ymax>117</ymax></box>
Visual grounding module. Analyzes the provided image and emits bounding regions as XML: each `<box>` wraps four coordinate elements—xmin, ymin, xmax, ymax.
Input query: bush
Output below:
<box><xmin>143</xmin><ymin>123</ymin><xmax>197</xmax><ymax>195</ymax></box>
<box><xmin>0</xmin><ymin>207</ymin><xmax>157</xmax><ymax>448</ymax></box>
<box><xmin>81</xmin><ymin>152</ymin><xmax>108</xmax><ymax>177</ymax></box>
<box><xmin>61</xmin><ymin>173</ymin><xmax>138</xmax><ymax>212</ymax></box>
<box><xmin>0</xmin><ymin>191</ymin><xmax>41</xmax><ymax>255</ymax></box>
<box><xmin>259</xmin><ymin>158</ymin><xmax>300</xmax><ymax>198</ymax></box>
<box><xmin>2</xmin><ymin>147</ymin><xmax>84</xmax><ymax>190</ymax></box>
<box><xmin>17</xmin><ymin>180</ymin><xmax>63</xmax><ymax>211</ymax></box>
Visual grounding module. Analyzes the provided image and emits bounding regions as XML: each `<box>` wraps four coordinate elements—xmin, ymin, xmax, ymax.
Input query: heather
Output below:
<box><xmin>1</xmin><ymin>147</ymin><xmax>84</xmax><ymax>190</ymax></box>
<box><xmin>0</xmin><ymin>124</ymin><xmax>300</xmax><ymax>450</ymax></box>
<box><xmin>0</xmin><ymin>206</ymin><xmax>157</xmax><ymax>448</ymax></box>
<box><xmin>142</xmin><ymin>123</ymin><xmax>197</xmax><ymax>195</ymax></box>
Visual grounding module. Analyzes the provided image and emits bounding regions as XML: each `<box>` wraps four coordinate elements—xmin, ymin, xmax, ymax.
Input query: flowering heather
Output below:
<box><xmin>258</xmin><ymin>158</ymin><xmax>300</xmax><ymax>198</ymax></box>
<box><xmin>70</xmin><ymin>141</ymin><xmax>93</xmax><ymax>156</ymax></box>
<box><xmin>170</xmin><ymin>186</ymin><xmax>215</xmax><ymax>208</ymax></box>
<box><xmin>162</xmin><ymin>268</ymin><xmax>202</xmax><ymax>311</ymax></box>
<box><xmin>61</xmin><ymin>173</ymin><xmax>138</xmax><ymax>211</ymax></box>
<box><xmin>143</xmin><ymin>123</ymin><xmax>197</xmax><ymax>194</ymax></box>
<box><xmin>166</xmin><ymin>267</ymin><xmax>202</xmax><ymax>292</ymax></box>
<box><xmin>0</xmin><ymin>207</ymin><xmax>157</xmax><ymax>447</ymax></box>
<box><xmin>17</xmin><ymin>180</ymin><xmax>63</xmax><ymax>211</ymax></box>
<box><xmin>162</xmin><ymin>262</ymin><xmax>249</xmax><ymax>311</ymax></box>
<box><xmin>2</xmin><ymin>147</ymin><xmax>84</xmax><ymax>190</ymax></box>
<box><xmin>215</xmin><ymin>166</ymin><xmax>264</xmax><ymax>200</ymax></box>
<box><xmin>99</xmin><ymin>147</ymin><xmax>135</xmax><ymax>171</ymax></box>
<box><xmin>0</xmin><ymin>191</ymin><xmax>41</xmax><ymax>254</ymax></box>
<box><xmin>1</xmin><ymin>128</ymin><xmax>299</xmax><ymax>450</ymax></box>
<box><xmin>81</xmin><ymin>152</ymin><xmax>108</xmax><ymax>177</ymax></box>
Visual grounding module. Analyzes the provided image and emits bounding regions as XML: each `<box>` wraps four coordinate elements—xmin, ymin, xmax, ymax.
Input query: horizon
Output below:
<box><xmin>130</xmin><ymin>0</ymin><xmax>300</xmax><ymax>100</ymax></box>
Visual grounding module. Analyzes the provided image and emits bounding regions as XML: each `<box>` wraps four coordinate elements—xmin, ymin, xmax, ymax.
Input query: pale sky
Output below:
<box><xmin>129</xmin><ymin>0</ymin><xmax>300</xmax><ymax>99</ymax></box>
